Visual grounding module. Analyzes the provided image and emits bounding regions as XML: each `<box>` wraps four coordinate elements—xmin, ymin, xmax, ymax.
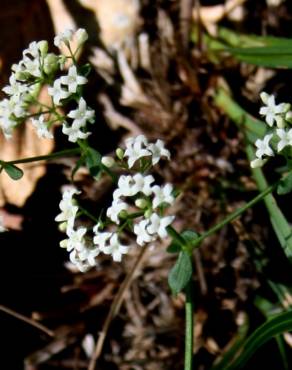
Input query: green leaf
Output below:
<box><xmin>226</xmin><ymin>310</ymin><xmax>292</xmax><ymax>370</ymax></box>
<box><xmin>277</xmin><ymin>171</ymin><xmax>292</xmax><ymax>195</ymax></box>
<box><xmin>211</xmin><ymin>313</ymin><xmax>249</xmax><ymax>370</ymax></box>
<box><xmin>168</xmin><ymin>251</ymin><xmax>193</xmax><ymax>295</ymax></box>
<box><xmin>3</xmin><ymin>163</ymin><xmax>24</xmax><ymax>180</ymax></box>
<box><xmin>84</xmin><ymin>147</ymin><xmax>101</xmax><ymax>179</ymax></box>
<box><xmin>167</xmin><ymin>230</ymin><xmax>199</xmax><ymax>253</ymax></box>
<box><xmin>228</xmin><ymin>47</ymin><xmax>292</xmax><ymax>68</ymax></box>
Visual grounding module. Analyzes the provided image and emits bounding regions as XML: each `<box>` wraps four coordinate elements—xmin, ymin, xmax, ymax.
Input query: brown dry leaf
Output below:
<box><xmin>192</xmin><ymin>0</ymin><xmax>247</xmax><ymax>35</ymax></box>
<box><xmin>0</xmin><ymin>126</ymin><xmax>53</xmax><ymax>207</ymax></box>
<box><xmin>80</xmin><ymin>0</ymin><xmax>141</xmax><ymax>51</ymax></box>
<box><xmin>0</xmin><ymin>0</ymin><xmax>56</xmax><ymax>206</ymax></box>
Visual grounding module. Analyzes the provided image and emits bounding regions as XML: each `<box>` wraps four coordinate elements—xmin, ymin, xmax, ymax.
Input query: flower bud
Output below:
<box><xmin>38</xmin><ymin>40</ymin><xmax>48</xmax><ymax>57</ymax></box>
<box><xmin>283</xmin><ymin>103</ymin><xmax>291</xmax><ymax>113</ymax></box>
<box><xmin>60</xmin><ymin>239</ymin><xmax>68</xmax><ymax>248</ymax></box>
<box><xmin>144</xmin><ymin>209</ymin><xmax>152</xmax><ymax>219</ymax></box>
<box><xmin>43</xmin><ymin>53</ymin><xmax>59</xmax><ymax>75</ymax></box>
<box><xmin>286</xmin><ymin>111</ymin><xmax>292</xmax><ymax>123</ymax></box>
<box><xmin>101</xmin><ymin>156</ymin><xmax>115</xmax><ymax>168</ymax></box>
<box><xmin>135</xmin><ymin>198</ymin><xmax>148</xmax><ymax>209</ymax></box>
<box><xmin>58</xmin><ymin>222</ymin><xmax>68</xmax><ymax>232</ymax></box>
<box><xmin>250</xmin><ymin>158</ymin><xmax>267</xmax><ymax>168</ymax></box>
<box><xmin>76</xmin><ymin>28</ymin><xmax>88</xmax><ymax>46</ymax></box>
<box><xmin>275</xmin><ymin>116</ymin><xmax>285</xmax><ymax>129</ymax></box>
<box><xmin>116</xmin><ymin>148</ymin><xmax>124</xmax><ymax>160</ymax></box>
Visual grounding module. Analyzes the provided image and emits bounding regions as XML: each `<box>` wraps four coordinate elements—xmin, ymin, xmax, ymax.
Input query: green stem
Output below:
<box><xmin>78</xmin><ymin>205</ymin><xmax>99</xmax><ymax>223</ymax></box>
<box><xmin>167</xmin><ymin>225</ymin><xmax>189</xmax><ymax>250</ymax></box>
<box><xmin>191</xmin><ymin>182</ymin><xmax>277</xmax><ymax>249</ymax></box>
<box><xmin>5</xmin><ymin>148</ymin><xmax>80</xmax><ymax>165</ymax></box>
<box><xmin>166</xmin><ymin>225</ymin><xmax>194</xmax><ymax>369</ymax></box>
<box><xmin>185</xmin><ymin>278</ymin><xmax>194</xmax><ymax>370</ymax></box>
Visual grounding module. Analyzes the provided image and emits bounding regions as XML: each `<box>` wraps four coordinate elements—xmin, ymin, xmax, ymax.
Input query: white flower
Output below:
<box><xmin>93</xmin><ymin>229</ymin><xmax>112</xmax><ymax>252</ymax></box>
<box><xmin>102</xmin><ymin>233</ymin><xmax>129</xmax><ymax>262</ymax></box>
<box><xmin>259</xmin><ymin>92</ymin><xmax>289</xmax><ymax>127</ymax></box>
<box><xmin>106</xmin><ymin>198</ymin><xmax>128</xmax><ymax>224</ymax></box>
<box><xmin>23</xmin><ymin>41</ymin><xmax>40</xmax><ymax>58</ymax></box>
<box><xmin>148</xmin><ymin>139</ymin><xmax>171</xmax><ymax>165</ymax></box>
<box><xmin>67</xmin><ymin>98</ymin><xmax>95</xmax><ymax>127</ymax></box>
<box><xmin>113</xmin><ymin>174</ymin><xmax>154</xmax><ymax>199</ymax></box>
<box><xmin>134</xmin><ymin>219</ymin><xmax>155</xmax><ymax>246</ymax></box>
<box><xmin>255</xmin><ymin>133</ymin><xmax>274</xmax><ymax>159</ymax></box>
<box><xmin>124</xmin><ymin>135</ymin><xmax>151</xmax><ymax>168</ymax></box>
<box><xmin>276</xmin><ymin>128</ymin><xmax>292</xmax><ymax>152</ymax></box>
<box><xmin>22</xmin><ymin>57</ymin><xmax>42</xmax><ymax>78</ymax></box>
<box><xmin>79</xmin><ymin>246</ymin><xmax>100</xmax><ymax>266</ymax></box>
<box><xmin>55</xmin><ymin>187</ymin><xmax>80</xmax><ymax>225</ymax></box>
<box><xmin>54</xmin><ymin>29</ymin><xmax>74</xmax><ymax>48</ymax></box>
<box><xmin>48</xmin><ymin>78</ymin><xmax>70</xmax><ymax>105</ymax></box>
<box><xmin>146</xmin><ymin>213</ymin><xmax>175</xmax><ymax>239</ymax></box>
<box><xmin>60</xmin><ymin>65</ymin><xmax>87</xmax><ymax>94</ymax></box>
<box><xmin>69</xmin><ymin>249</ymin><xmax>91</xmax><ymax>272</ymax></box>
<box><xmin>31</xmin><ymin>115</ymin><xmax>53</xmax><ymax>139</ymax></box>
<box><xmin>66</xmin><ymin>227</ymin><xmax>87</xmax><ymax>252</ymax></box>
<box><xmin>2</xmin><ymin>74</ymin><xmax>28</xmax><ymax>97</ymax></box>
<box><xmin>152</xmin><ymin>183</ymin><xmax>174</xmax><ymax>208</ymax></box>
<box><xmin>62</xmin><ymin>122</ymin><xmax>91</xmax><ymax>143</ymax></box>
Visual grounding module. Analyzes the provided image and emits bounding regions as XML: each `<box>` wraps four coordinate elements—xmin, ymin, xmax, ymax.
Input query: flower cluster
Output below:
<box><xmin>55</xmin><ymin>135</ymin><xmax>175</xmax><ymax>272</ymax></box>
<box><xmin>55</xmin><ymin>187</ymin><xmax>100</xmax><ymax>272</ymax></box>
<box><xmin>251</xmin><ymin>92</ymin><xmax>292</xmax><ymax>168</ymax></box>
<box><xmin>0</xmin><ymin>28</ymin><xmax>94</xmax><ymax>143</ymax></box>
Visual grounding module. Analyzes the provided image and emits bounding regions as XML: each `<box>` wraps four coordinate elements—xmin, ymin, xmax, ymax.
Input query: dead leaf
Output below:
<box><xmin>0</xmin><ymin>0</ymin><xmax>56</xmax><ymax>206</ymax></box>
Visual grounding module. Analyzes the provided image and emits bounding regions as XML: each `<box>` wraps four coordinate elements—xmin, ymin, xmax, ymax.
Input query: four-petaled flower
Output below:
<box><xmin>147</xmin><ymin>213</ymin><xmax>175</xmax><ymax>239</ymax></box>
<box><xmin>48</xmin><ymin>78</ymin><xmax>70</xmax><ymax>105</ymax></box>
<box><xmin>62</xmin><ymin>122</ymin><xmax>91</xmax><ymax>142</ymax></box>
<box><xmin>148</xmin><ymin>139</ymin><xmax>171</xmax><ymax>165</ymax></box>
<box><xmin>31</xmin><ymin>115</ymin><xmax>53</xmax><ymax>139</ymax></box>
<box><xmin>276</xmin><ymin>128</ymin><xmax>292</xmax><ymax>152</ymax></box>
<box><xmin>60</xmin><ymin>65</ymin><xmax>87</xmax><ymax>94</ymax></box>
<box><xmin>54</xmin><ymin>29</ymin><xmax>74</xmax><ymax>48</ymax></box>
<box><xmin>102</xmin><ymin>234</ymin><xmax>129</xmax><ymax>262</ymax></box>
<box><xmin>124</xmin><ymin>134</ymin><xmax>151</xmax><ymax>168</ymax></box>
<box><xmin>255</xmin><ymin>133</ymin><xmax>274</xmax><ymax>159</ymax></box>
<box><xmin>68</xmin><ymin>97</ymin><xmax>95</xmax><ymax>127</ymax></box>
<box><xmin>259</xmin><ymin>92</ymin><xmax>289</xmax><ymax>127</ymax></box>
<box><xmin>152</xmin><ymin>183</ymin><xmax>174</xmax><ymax>208</ymax></box>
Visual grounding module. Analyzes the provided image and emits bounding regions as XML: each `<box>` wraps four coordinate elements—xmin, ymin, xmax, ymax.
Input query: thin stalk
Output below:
<box><xmin>185</xmin><ymin>279</ymin><xmax>194</xmax><ymax>370</ymax></box>
<box><xmin>167</xmin><ymin>225</ymin><xmax>189</xmax><ymax>250</ymax></box>
<box><xmin>4</xmin><ymin>148</ymin><xmax>80</xmax><ymax>165</ymax></box>
<box><xmin>190</xmin><ymin>182</ymin><xmax>277</xmax><ymax>249</ymax></box>
<box><xmin>166</xmin><ymin>226</ymin><xmax>194</xmax><ymax>369</ymax></box>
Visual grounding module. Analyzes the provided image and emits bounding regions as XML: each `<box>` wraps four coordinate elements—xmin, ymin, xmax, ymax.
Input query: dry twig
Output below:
<box><xmin>88</xmin><ymin>246</ymin><xmax>149</xmax><ymax>370</ymax></box>
<box><xmin>0</xmin><ymin>304</ymin><xmax>54</xmax><ymax>337</ymax></box>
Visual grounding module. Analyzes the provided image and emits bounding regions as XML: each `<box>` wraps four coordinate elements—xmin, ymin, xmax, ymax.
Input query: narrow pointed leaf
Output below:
<box><xmin>226</xmin><ymin>310</ymin><xmax>292</xmax><ymax>370</ymax></box>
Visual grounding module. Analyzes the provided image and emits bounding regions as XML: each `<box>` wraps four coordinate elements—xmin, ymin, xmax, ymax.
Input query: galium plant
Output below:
<box><xmin>3</xmin><ymin>27</ymin><xmax>292</xmax><ymax>370</ymax></box>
